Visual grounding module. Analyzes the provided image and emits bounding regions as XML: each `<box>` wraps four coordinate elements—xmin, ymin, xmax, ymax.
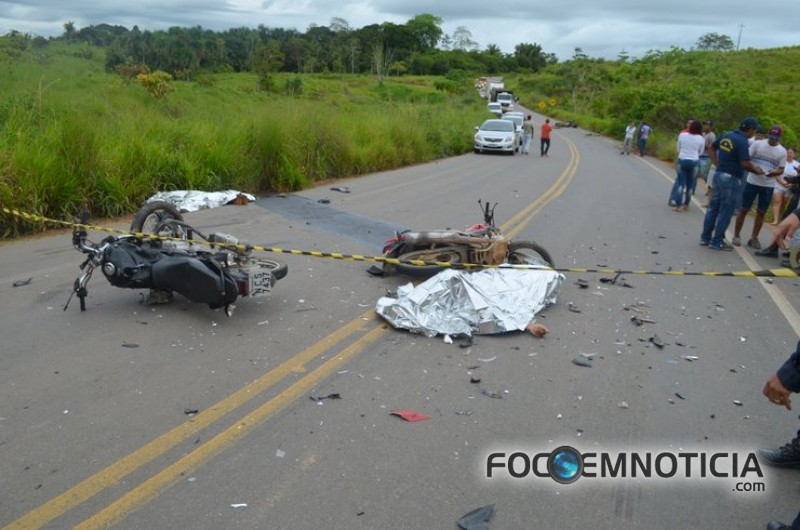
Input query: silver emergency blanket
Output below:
<box><xmin>376</xmin><ymin>267</ymin><xmax>563</xmax><ymax>337</ymax></box>
<box><xmin>145</xmin><ymin>190</ymin><xmax>256</xmax><ymax>212</ymax></box>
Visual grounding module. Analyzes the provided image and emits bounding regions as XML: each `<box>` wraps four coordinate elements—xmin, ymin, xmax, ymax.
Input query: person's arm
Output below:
<box><xmin>708</xmin><ymin>143</ymin><xmax>719</xmax><ymax>168</ymax></box>
<box><xmin>764</xmin><ymin>342</ymin><xmax>800</xmax><ymax>410</ymax></box>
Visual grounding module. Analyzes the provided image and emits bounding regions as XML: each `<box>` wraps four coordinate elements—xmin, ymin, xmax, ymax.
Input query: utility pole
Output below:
<box><xmin>736</xmin><ymin>24</ymin><xmax>744</xmax><ymax>51</ymax></box>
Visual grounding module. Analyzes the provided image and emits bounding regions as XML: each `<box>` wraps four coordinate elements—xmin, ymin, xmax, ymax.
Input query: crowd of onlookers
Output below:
<box><xmin>625</xmin><ymin>118</ymin><xmax>799</xmax><ymax>258</ymax></box>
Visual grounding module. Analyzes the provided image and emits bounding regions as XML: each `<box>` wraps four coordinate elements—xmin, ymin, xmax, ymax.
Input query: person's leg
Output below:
<box><xmin>683</xmin><ymin>161</ymin><xmax>698</xmax><ymax>210</ymax></box>
<box><xmin>712</xmin><ymin>175</ymin><xmax>743</xmax><ymax>247</ymax></box>
<box><xmin>638</xmin><ymin>138</ymin><xmax>645</xmax><ymax>156</ymax></box>
<box><xmin>544</xmin><ymin>138</ymin><xmax>550</xmax><ymax>155</ymax></box>
<box><xmin>751</xmin><ymin>187</ymin><xmax>773</xmax><ymax>244</ymax></box>
<box><xmin>701</xmin><ymin>185</ymin><xmax>722</xmax><ymax>243</ymax></box>
<box><xmin>671</xmin><ymin>160</ymin><xmax>688</xmax><ymax>208</ymax></box>
<box><xmin>734</xmin><ymin>184</ymin><xmax>758</xmax><ymax>242</ymax></box>
<box><xmin>771</xmin><ymin>191</ymin><xmax>785</xmax><ymax>225</ymax></box>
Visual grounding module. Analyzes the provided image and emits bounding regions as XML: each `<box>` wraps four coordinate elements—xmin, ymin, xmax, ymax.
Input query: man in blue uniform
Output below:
<box><xmin>700</xmin><ymin>117</ymin><xmax>766</xmax><ymax>250</ymax></box>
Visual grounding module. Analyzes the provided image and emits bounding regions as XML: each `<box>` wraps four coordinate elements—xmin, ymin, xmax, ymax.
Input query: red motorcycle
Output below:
<box><xmin>381</xmin><ymin>200</ymin><xmax>553</xmax><ymax>276</ymax></box>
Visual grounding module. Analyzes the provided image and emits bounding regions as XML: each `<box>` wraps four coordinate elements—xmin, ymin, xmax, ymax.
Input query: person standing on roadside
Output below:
<box><xmin>670</xmin><ymin>120</ymin><xmax>705</xmax><ymax>211</ymax></box>
<box><xmin>770</xmin><ymin>148</ymin><xmax>798</xmax><ymax>225</ymax></box>
<box><xmin>638</xmin><ymin>121</ymin><xmax>652</xmax><ymax>157</ymax></box>
<box><xmin>621</xmin><ymin>121</ymin><xmax>636</xmax><ymax>155</ymax></box>
<box><xmin>758</xmin><ymin>340</ymin><xmax>800</xmax><ymax>530</ymax></box>
<box><xmin>731</xmin><ymin>125</ymin><xmax>787</xmax><ymax>250</ymax></box>
<box><xmin>700</xmin><ymin>117</ymin><xmax>766</xmax><ymax>251</ymax></box>
<box><xmin>540</xmin><ymin>119</ymin><xmax>552</xmax><ymax>156</ymax></box>
<box><xmin>521</xmin><ymin>115</ymin><xmax>534</xmax><ymax>155</ymax></box>
<box><xmin>697</xmin><ymin>121</ymin><xmax>717</xmax><ymax>207</ymax></box>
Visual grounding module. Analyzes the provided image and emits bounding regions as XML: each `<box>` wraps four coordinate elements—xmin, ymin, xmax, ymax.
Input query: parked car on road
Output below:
<box><xmin>487</xmin><ymin>102</ymin><xmax>503</xmax><ymax>117</ymax></box>
<box><xmin>474</xmin><ymin>119</ymin><xmax>521</xmax><ymax>155</ymax></box>
<box><xmin>502</xmin><ymin>113</ymin><xmax>524</xmax><ymax>136</ymax></box>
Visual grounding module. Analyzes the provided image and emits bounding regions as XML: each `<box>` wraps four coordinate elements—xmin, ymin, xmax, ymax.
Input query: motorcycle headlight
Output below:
<box><xmin>102</xmin><ymin>262</ymin><xmax>117</xmax><ymax>277</ymax></box>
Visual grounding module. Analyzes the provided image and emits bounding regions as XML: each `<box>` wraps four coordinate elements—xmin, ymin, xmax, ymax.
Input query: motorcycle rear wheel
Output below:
<box><xmin>251</xmin><ymin>258</ymin><xmax>288</xmax><ymax>281</ymax></box>
<box><xmin>507</xmin><ymin>240</ymin><xmax>554</xmax><ymax>268</ymax></box>
<box><xmin>131</xmin><ymin>201</ymin><xmax>186</xmax><ymax>240</ymax></box>
<box><xmin>393</xmin><ymin>247</ymin><xmax>463</xmax><ymax>277</ymax></box>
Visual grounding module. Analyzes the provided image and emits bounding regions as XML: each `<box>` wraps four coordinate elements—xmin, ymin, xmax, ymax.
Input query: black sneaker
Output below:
<box><xmin>758</xmin><ymin>436</ymin><xmax>800</xmax><ymax>468</ymax></box>
<box><xmin>755</xmin><ymin>245</ymin><xmax>779</xmax><ymax>257</ymax></box>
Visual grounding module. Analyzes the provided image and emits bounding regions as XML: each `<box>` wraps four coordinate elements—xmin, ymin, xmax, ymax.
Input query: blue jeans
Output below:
<box><xmin>670</xmin><ymin>159</ymin><xmax>699</xmax><ymax>207</ymax></box>
<box><xmin>701</xmin><ymin>172</ymin><xmax>744</xmax><ymax>246</ymax></box>
<box><xmin>638</xmin><ymin>138</ymin><xmax>648</xmax><ymax>156</ymax></box>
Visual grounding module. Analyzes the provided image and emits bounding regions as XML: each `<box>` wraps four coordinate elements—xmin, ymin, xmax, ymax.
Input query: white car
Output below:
<box><xmin>502</xmin><ymin>113</ymin><xmax>525</xmax><ymax>137</ymax></box>
<box><xmin>487</xmin><ymin>102</ymin><xmax>503</xmax><ymax>117</ymax></box>
<box><xmin>474</xmin><ymin>119</ymin><xmax>521</xmax><ymax>155</ymax></box>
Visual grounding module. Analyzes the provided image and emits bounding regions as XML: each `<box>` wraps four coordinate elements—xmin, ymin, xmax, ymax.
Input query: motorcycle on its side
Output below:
<box><xmin>381</xmin><ymin>200</ymin><xmax>554</xmax><ymax>276</ymax></box>
<box><xmin>66</xmin><ymin>201</ymin><xmax>287</xmax><ymax>316</ymax></box>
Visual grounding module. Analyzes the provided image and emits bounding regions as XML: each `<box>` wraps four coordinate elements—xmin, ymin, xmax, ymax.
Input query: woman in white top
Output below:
<box><xmin>771</xmin><ymin>147</ymin><xmax>798</xmax><ymax>225</ymax></box>
<box><xmin>669</xmin><ymin>120</ymin><xmax>706</xmax><ymax>211</ymax></box>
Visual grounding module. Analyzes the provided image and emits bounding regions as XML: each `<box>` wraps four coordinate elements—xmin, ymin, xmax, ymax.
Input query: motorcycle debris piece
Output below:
<box><xmin>470</xmin><ymin>377</ymin><xmax>481</xmax><ymax>384</ymax></box>
<box><xmin>675</xmin><ymin>392</ymin><xmax>686</xmax><ymax>400</ymax></box>
<box><xmin>481</xmin><ymin>389</ymin><xmax>503</xmax><ymax>399</ymax></box>
<box><xmin>649</xmin><ymin>335</ymin><xmax>666</xmax><ymax>348</ymax></box>
<box><xmin>230</xmin><ymin>504</ymin><xmax>248</xmax><ymax>509</ymax></box>
<box><xmin>631</xmin><ymin>316</ymin><xmax>643</xmax><ymax>326</ymax></box>
<box><xmin>455</xmin><ymin>410</ymin><xmax>473</xmax><ymax>416</ymax></box>
<box><xmin>457</xmin><ymin>504</ymin><xmax>494</xmax><ymax>530</ymax></box>
<box><xmin>391</xmin><ymin>410</ymin><xmax>431</xmax><ymax>422</ymax></box>
<box><xmin>572</xmin><ymin>356</ymin><xmax>594</xmax><ymax>368</ymax></box>
<box><xmin>330</xmin><ymin>186</ymin><xmax>351</xmax><ymax>193</ymax></box>
<box><xmin>121</xmin><ymin>342</ymin><xmax>139</xmax><ymax>348</ymax></box>
<box><xmin>375</xmin><ymin>268</ymin><xmax>563</xmax><ymax>337</ymax></box>
<box><xmin>682</xmin><ymin>355</ymin><xmax>699</xmax><ymax>362</ymax></box>
<box><xmin>618</xmin><ymin>401</ymin><xmax>630</xmax><ymax>409</ymax></box>
<box><xmin>733</xmin><ymin>400</ymin><xmax>743</xmax><ymax>406</ymax></box>
<box><xmin>567</xmin><ymin>302</ymin><xmax>581</xmax><ymax>313</ymax></box>
<box><xmin>184</xmin><ymin>408</ymin><xmax>199</xmax><ymax>415</ymax></box>
<box><xmin>576</xmin><ymin>279</ymin><xmax>589</xmax><ymax>288</ymax></box>
<box><xmin>317</xmin><ymin>198</ymin><xmax>331</xmax><ymax>204</ymax></box>
<box><xmin>12</xmin><ymin>278</ymin><xmax>32</xmax><ymax>287</ymax></box>
<box><xmin>459</xmin><ymin>336</ymin><xmax>474</xmax><ymax>349</ymax></box>
<box><xmin>310</xmin><ymin>393</ymin><xmax>342</xmax><ymax>403</ymax></box>
<box><xmin>366</xmin><ymin>265</ymin><xmax>385</xmax><ymax>277</ymax></box>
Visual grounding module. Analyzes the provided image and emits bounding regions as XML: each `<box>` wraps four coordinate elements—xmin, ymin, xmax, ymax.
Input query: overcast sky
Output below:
<box><xmin>2</xmin><ymin>0</ymin><xmax>799</xmax><ymax>60</ymax></box>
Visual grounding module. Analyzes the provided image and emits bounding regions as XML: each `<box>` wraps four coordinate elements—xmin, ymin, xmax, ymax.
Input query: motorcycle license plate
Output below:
<box><xmin>247</xmin><ymin>269</ymin><xmax>273</xmax><ymax>297</ymax></box>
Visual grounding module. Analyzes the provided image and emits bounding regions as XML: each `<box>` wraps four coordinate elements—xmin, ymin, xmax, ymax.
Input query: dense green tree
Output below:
<box><xmin>405</xmin><ymin>13</ymin><xmax>443</xmax><ymax>51</ymax></box>
<box><xmin>695</xmin><ymin>32</ymin><xmax>735</xmax><ymax>52</ymax></box>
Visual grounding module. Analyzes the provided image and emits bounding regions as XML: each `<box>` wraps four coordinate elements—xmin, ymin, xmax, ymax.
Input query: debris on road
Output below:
<box><xmin>675</xmin><ymin>392</ymin><xmax>686</xmax><ymax>400</ymax></box>
<box><xmin>391</xmin><ymin>410</ymin><xmax>431</xmax><ymax>422</ymax></box>
<box><xmin>275</xmin><ymin>449</ymin><xmax>286</xmax><ymax>458</ymax></box>
<box><xmin>481</xmin><ymin>389</ymin><xmax>504</xmax><ymax>399</ymax></box>
<box><xmin>618</xmin><ymin>401</ymin><xmax>629</xmax><ymax>409</ymax></box>
<box><xmin>12</xmin><ymin>278</ymin><xmax>32</xmax><ymax>287</ymax></box>
<box><xmin>649</xmin><ymin>335</ymin><xmax>666</xmax><ymax>348</ymax></box>
<box><xmin>330</xmin><ymin>186</ymin><xmax>351</xmax><ymax>193</ymax></box>
<box><xmin>567</xmin><ymin>302</ymin><xmax>581</xmax><ymax>313</ymax></box>
<box><xmin>576</xmin><ymin>279</ymin><xmax>589</xmax><ymax>288</ymax></box>
<box><xmin>457</xmin><ymin>504</ymin><xmax>494</xmax><ymax>530</ymax></box>
<box><xmin>444</xmin><ymin>335</ymin><xmax>454</xmax><ymax>344</ymax></box>
<box><xmin>478</xmin><ymin>356</ymin><xmax>497</xmax><ymax>363</ymax></box>
<box><xmin>572</xmin><ymin>356</ymin><xmax>594</xmax><ymax>368</ymax></box>
<box><xmin>733</xmin><ymin>400</ymin><xmax>743</xmax><ymax>407</ymax></box>
<box><xmin>184</xmin><ymin>408</ymin><xmax>199</xmax><ymax>415</ymax></box>
<box><xmin>230</xmin><ymin>503</ymin><xmax>248</xmax><ymax>509</ymax></box>
<box><xmin>366</xmin><ymin>265</ymin><xmax>385</xmax><ymax>277</ymax></box>
<box><xmin>681</xmin><ymin>355</ymin><xmax>699</xmax><ymax>362</ymax></box>
<box><xmin>121</xmin><ymin>342</ymin><xmax>139</xmax><ymax>348</ymax></box>
<box><xmin>310</xmin><ymin>393</ymin><xmax>341</xmax><ymax>404</ymax></box>
<box><xmin>317</xmin><ymin>199</ymin><xmax>331</xmax><ymax>204</ymax></box>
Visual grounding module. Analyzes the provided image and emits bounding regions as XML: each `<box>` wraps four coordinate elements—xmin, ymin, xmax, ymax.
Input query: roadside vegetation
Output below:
<box><xmin>1</xmin><ymin>21</ymin><xmax>798</xmax><ymax>237</ymax></box>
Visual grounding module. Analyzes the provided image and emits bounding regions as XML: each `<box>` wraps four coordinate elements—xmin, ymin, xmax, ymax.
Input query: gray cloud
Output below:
<box><xmin>1</xmin><ymin>0</ymin><xmax>797</xmax><ymax>60</ymax></box>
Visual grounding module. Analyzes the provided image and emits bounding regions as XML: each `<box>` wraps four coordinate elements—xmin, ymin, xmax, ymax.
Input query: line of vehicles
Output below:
<box><xmin>475</xmin><ymin>77</ymin><xmax>524</xmax><ymax>155</ymax></box>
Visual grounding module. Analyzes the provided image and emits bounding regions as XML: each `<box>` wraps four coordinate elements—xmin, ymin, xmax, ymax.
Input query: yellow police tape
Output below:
<box><xmin>3</xmin><ymin>206</ymin><xmax>798</xmax><ymax>278</ymax></box>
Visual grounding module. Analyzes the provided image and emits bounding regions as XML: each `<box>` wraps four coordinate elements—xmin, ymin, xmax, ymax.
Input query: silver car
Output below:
<box><xmin>474</xmin><ymin>119</ymin><xmax>521</xmax><ymax>155</ymax></box>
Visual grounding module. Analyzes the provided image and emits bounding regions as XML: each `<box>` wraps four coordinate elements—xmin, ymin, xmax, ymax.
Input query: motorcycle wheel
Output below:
<box><xmin>393</xmin><ymin>247</ymin><xmax>463</xmax><ymax>277</ymax></box>
<box><xmin>131</xmin><ymin>201</ymin><xmax>185</xmax><ymax>240</ymax></box>
<box><xmin>507</xmin><ymin>240</ymin><xmax>554</xmax><ymax>268</ymax></box>
<box><xmin>252</xmin><ymin>258</ymin><xmax>288</xmax><ymax>281</ymax></box>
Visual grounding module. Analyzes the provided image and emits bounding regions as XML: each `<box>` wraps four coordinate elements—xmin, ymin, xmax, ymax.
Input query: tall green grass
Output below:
<box><xmin>0</xmin><ymin>46</ymin><xmax>485</xmax><ymax>237</ymax></box>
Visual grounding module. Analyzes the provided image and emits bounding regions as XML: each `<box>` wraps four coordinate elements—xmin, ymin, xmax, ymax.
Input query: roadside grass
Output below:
<box><xmin>0</xmin><ymin>47</ymin><xmax>486</xmax><ymax>237</ymax></box>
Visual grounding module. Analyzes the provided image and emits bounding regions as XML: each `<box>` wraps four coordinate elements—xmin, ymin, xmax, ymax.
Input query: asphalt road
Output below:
<box><xmin>3</xmin><ymin>114</ymin><xmax>800</xmax><ymax>529</ymax></box>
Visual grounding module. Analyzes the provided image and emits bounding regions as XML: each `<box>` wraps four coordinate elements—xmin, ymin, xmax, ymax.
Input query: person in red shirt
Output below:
<box><xmin>540</xmin><ymin>119</ymin><xmax>553</xmax><ymax>157</ymax></box>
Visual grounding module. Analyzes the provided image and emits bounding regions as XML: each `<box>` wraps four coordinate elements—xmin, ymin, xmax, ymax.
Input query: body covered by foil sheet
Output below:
<box><xmin>375</xmin><ymin>267</ymin><xmax>563</xmax><ymax>337</ymax></box>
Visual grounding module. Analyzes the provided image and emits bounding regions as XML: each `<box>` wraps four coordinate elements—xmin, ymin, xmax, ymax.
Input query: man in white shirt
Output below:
<box><xmin>732</xmin><ymin>126</ymin><xmax>788</xmax><ymax>249</ymax></box>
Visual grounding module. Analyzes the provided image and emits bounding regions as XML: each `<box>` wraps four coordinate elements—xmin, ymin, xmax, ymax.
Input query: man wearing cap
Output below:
<box><xmin>731</xmin><ymin>125</ymin><xmax>787</xmax><ymax>250</ymax></box>
<box><xmin>700</xmin><ymin>117</ymin><xmax>767</xmax><ymax>250</ymax></box>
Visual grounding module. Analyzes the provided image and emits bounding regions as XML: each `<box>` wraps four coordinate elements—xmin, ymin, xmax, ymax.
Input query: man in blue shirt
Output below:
<box><xmin>700</xmin><ymin>117</ymin><xmax>767</xmax><ymax>250</ymax></box>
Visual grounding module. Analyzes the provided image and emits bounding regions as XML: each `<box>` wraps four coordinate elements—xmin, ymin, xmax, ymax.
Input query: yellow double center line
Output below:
<box><xmin>5</xmin><ymin>137</ymin><xmax>580</xmax><ymax>529</ymax></box>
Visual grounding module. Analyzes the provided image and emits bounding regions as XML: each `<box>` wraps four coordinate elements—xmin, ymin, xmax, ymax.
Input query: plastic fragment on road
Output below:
<box><xmin>567</xmin><ymin>302</ymin><xmax>581</xmax><ymax>313</ymax></box>
<box><xmin>230</xmin><ymin>503</ymin><xmax>248</xmax><ymax>509</ymax></box>
<box><xmin>121</xmin><ymin>342</ymin><xmax>139</xmax><ymax>348</ymax></box>
<box><xmin>391</xmin><ymin>410</ymin><xmax>431</xmax><ymax>422</ymax></box>
<box><xmin>457</xmin><ymin>504</ymin><xmax>495</xmax><ymax>530</ymax></box>
<box><xmin>375</xmin><ymin>267</ymin><xmax>563</xmax><ymax>337</ymax></box>
<box><xmin>481</xmin><ymin>389</ymin><xmax>503</xmax><ymax>399</ymax></box>
<box><xmin>330</xmin><ymin>186</ymin><xmax>351</xmax><ymax>193</ymax></box>
<box><xmin>572</xmin><ymin>356</ymin><xmax>593</xmax><ymax>368</ymax></box>
<box><xmin>649</xmin><ymin>335</ymin><xmax>666</xmax><ymax>348</ymax></box>
<box><xmin>275</xmin><ymin>449</ymin><xmax>286</xmax><ymax>458</ymax></box>
<box><xmin>618</xmin><ymin>401</ymin><xmax>629</xmax><ymax>409</ymax></box>
<box><xmin>12</xmin><ymin>278</ymin><xmax>32</xmax><ymax>287</ymax></box>
<box><xmin>184</xmin><ymin>408</ymin><xmax>199</xmax><ymax>415</ymax></box>
<box><xmin>310</xmin><ymin>393</ymin><xmax>341</xmax><ymax>404</ymax></box>
<box><xmin>733</xmin><ymin>400</ymin><xmax>743</xmax><ymax>406</ymax></box>
<box><xmin>576</xmin><ymin>279</ymin><xmax>589</xmax><ymax>288</ymax></box>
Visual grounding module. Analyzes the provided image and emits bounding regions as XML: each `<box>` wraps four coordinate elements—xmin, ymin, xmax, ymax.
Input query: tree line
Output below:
<box><xmin>52</xmin><ymin>15</ymin><xmax>557</xmax><ymax>80</ymax></box>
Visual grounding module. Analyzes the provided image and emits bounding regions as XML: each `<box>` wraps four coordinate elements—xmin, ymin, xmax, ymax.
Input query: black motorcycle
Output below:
<box><xmin>66</xmin><ymin>201</ymin><xmax>287</xmax><ymax>316</ymax></box>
